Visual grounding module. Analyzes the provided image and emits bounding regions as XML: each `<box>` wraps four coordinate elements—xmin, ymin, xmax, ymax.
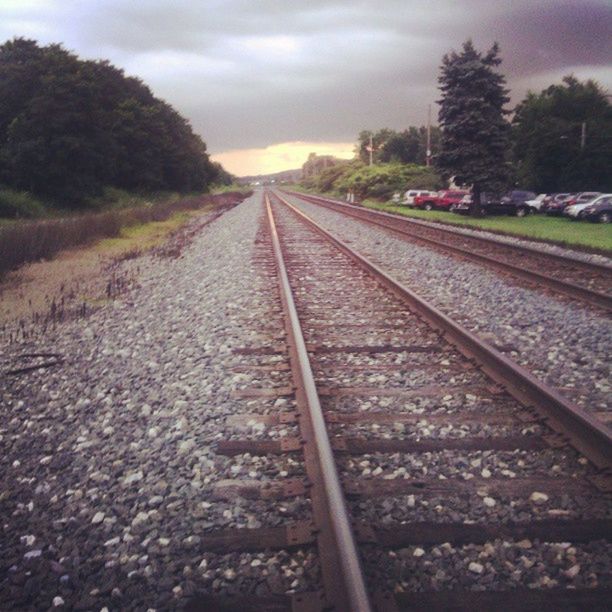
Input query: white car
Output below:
<box><xmin>565</xmin><ymin>194</ymin><xmax>612</xmax><ymax>219</ymax></box>
<box><xmin>524</xmin><ymin>193</ymin><xmax>547</xmax><ymax>212</ymax></box>
<box><xmin>403</xmin><ymin>190</ymin><xmax>436</xmax><ymax>207</ymax></box>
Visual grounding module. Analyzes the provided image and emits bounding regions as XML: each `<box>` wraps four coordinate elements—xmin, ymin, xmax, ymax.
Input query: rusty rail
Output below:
<box><xmin>264</xmin><ymin>192</ymin><xmax>373</xmax><ymax>612</ymax></box>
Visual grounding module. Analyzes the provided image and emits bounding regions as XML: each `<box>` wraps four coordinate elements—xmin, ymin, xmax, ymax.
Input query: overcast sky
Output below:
<box><xmin>1</xmin><ymin>0</ymin><xmax>611</xmax><ymax>175</ymax></box>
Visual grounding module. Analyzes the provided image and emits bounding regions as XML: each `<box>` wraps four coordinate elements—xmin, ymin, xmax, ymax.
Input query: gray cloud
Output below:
<box><xmin>1</xmin><ymin>0</ymin><xmax>610</xmax><ymax>155</ymax></box>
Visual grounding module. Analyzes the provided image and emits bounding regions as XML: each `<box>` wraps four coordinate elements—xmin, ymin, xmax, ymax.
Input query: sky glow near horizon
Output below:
<box><xmin>1</xmin><ymin>0</ymin><xmax>610</xmax><ymax>176</ymax></box>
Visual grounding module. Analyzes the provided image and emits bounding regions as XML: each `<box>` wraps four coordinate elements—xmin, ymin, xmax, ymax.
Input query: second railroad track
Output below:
<box><xmin>282</xmin><ymin>190</ymin><xmax>612</xmax><ymax>313</ymax></box>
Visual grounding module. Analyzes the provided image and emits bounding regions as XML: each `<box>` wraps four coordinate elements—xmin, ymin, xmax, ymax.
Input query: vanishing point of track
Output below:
<box><xmin>283</xmin><ymin>191</ymin><xmax>612</xmax><ymax>313</ymax></box>
<box><xmin>194</xmin><ymin>190</ymin><xmax>611</xmax><ymax>611</ymax></box>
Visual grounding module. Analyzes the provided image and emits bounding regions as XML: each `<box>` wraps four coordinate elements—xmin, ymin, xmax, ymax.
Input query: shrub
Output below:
<box><xmin>0</xmin><ymin>187</ymin><xmax>47</xmax><ymax>218</ymax></box>
<box><xmin>333</xmin><ymin>162</ymin><xmax>442</xmax><ymax>200</ymax></box>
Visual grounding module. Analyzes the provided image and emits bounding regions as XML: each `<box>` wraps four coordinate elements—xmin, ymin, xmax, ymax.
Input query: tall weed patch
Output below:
<box><xmin>0</xmin><ymin>192</ymin><xmax>246</xmax><ymax>277</ymax></box>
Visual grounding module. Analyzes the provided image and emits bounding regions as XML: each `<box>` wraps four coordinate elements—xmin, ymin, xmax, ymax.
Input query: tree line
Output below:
<box><xmin>435</xmin><ymin>40</ymin><xmax>611</xmax><ymax>212</ymax></box>
<box><xmin>318</xmin><ymin>42</ymin><xmax>611</xmax><ymax>207</ymax></box>
<box><xmin>356</xmin><ymin>126</ymin><xmax>440</xmax><ymax>166</ymax></box>
<box><xmin>0</xmin><ymin>38</ymin><xmax>224</xmax><ymax>208</ymax></box>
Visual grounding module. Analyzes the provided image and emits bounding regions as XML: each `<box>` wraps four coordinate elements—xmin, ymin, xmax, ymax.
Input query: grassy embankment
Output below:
<box><xmin>0</xmin><ymin>187</ymin><xmax>251</xmax><ymax>277</ymax></box>
<box><xmin>364</xmin><ymin>201</ymin><xmax>612</xmax><ymax>254</ymax></box>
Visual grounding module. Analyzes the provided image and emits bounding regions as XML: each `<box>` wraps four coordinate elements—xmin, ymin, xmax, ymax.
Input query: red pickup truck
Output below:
<box><xmin>413</xmin><ymin>190</ymin><xmax>469</xmax><ymax>211</ymax></box>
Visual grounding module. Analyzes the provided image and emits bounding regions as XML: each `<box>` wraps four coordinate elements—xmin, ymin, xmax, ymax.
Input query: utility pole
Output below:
<box><xmin>426</xmin><ymin>104</ymin><xmax>432</xmax><ymax>167</ymax></box>
<box><xmin>369</xmin><ymin>134</ymin><xmax>373</xmax><ymax>166</ymax></box>
<box><xmin>580</xmin><ymin>121</ymin><xmax>586</xmax><ymax>151</ymax></box>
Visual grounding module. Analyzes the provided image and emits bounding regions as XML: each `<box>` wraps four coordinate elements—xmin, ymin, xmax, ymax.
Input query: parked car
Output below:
<box><xmin>546</xmin><ymin>192</ymin><xmax>601</xmax><ymax>216</ymax></box>
<box><xmin>492</xmin><ymin>190</ymin><xmax>538</xmax><ymax>216</ymax></box>
<box><xmin>413</xmin><ymin>190</ymin><xmax>469</xmax><ymax>211</ymax></box>
<box><xmin>451</xmin><ymin>190</ymin><xmax>536</xmax><ymax>216</ymax></box>
<box><xmin>564</xmin><ymin>194</ymin><xmax>604</xmax><ymax>219</ymax></box>
<box><xmin>541</xmin><ymin>193</ymin><xmax>571</xmax><ymax>213</ymax></box>
<box><xmin>403</xmin><ymin>189</ymin><xmax>436</xmax><ymax>207</ymax></box>
<box><xmin>578</xmin><ymin>194</ymin><xmax>612</xmax><ymax>223</ymax></box>
<box><xmin>452</xmin><ymin>192</ymin><xmax>498</xmax><ymax>214</ymax></box>
<box><xmin>524</xmin><ymin>193</ymin><xmax>547</xmax><ymax>212</ymax></box>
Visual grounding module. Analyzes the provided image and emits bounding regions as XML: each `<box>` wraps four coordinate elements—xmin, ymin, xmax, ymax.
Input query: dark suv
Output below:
<box><xmin>581</xmin><ymin>195</ymin><xmax>612</xmax><ymax>223</ymax></box>
<box><xmin>453</xmin><ymin>190</ymin><xmax>536</xmax><ymax>216</ymax></box>
<box><xmin>490</xmin><ymin>190</ymin><xmax>537</xmax><ymax>216</ymax></box>
<box><xmin>452</xmin><ymin>192</ymin><xmax>497</xmax><ymax>215</ymax></box>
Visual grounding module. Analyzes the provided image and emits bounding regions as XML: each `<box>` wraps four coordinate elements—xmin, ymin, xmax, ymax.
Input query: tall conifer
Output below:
<box><xmin>436</xmin><ymin>40</ymin><xmax>510</xmax><ymax>215</ymax></box>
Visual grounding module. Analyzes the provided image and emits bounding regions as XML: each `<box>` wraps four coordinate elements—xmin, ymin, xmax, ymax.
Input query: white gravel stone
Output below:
<box><xmin>20</xmin><ymin>535</ymin><xmax>36</xmax><ymax>546</ymax></box>
<box><xmin>123</xmin><ymin>470</ymin><xmax>144</xmax><ymax>486</ymax></box>
<box><xmin>24</xmin><ymin>550</ymin><xmax>42</xmax><ymax>559</ymax></box>
<box><xmin>564</xmin><ymin>564</ymin><xmax>581</xmax><ymax>578</ymax></box>
<box><xmin>468</xmin><ymin>561</ymin><xmax>484</xmax><ymax>574</ymax></box>
<box><xmin>530</xmin><ymin>491</ymin><xmax>549</xmax><ymax>505</ymax></box>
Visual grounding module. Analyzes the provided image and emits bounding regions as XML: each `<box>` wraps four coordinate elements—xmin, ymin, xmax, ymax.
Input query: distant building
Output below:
<box><xmin>302</xmin><ymin>153</ymin><xmax>343</xmax><ymax>179</ymax></box>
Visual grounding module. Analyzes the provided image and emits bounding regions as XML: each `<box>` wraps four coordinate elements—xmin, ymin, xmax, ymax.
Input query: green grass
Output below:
<box><xmin>96</xmin><ymin>210</ymin><xmax>195</xmax><ymax>252</ymax></box>
<box><xmin>363</xmin><ymin>201</ymin><xmax>612</xmax><ymax>254</ymax></box>
<box><xmin>212</xmin><ymin>184</ymin><xmax>253</xmax><ymax>195</ymax></box>
<box><xmin>83</xmin><ymin>188</ymin><xmax>181</xmax><ymax>212</ymax></box>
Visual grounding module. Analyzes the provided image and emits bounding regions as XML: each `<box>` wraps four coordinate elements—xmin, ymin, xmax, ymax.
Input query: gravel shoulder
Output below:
<box><xmin>1</xmin><ymin>190</ymin><xmax>315</xmax><ymax>610</ymax></box>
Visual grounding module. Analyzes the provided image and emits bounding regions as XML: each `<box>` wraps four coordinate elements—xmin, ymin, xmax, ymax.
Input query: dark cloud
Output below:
<box><xmin>1</xmin><ymin>0</ymin><xmax>610</xmax><ymax>157</ymax></box>
<box><xmin>480</xmin><ymin>1</ymin><xmax>612</xmax><ymax>77</ymax></box>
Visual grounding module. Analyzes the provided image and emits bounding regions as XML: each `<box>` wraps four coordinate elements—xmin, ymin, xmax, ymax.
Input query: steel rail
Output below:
<box><xmin>284</xmin><ymin>191</ymin><xmax>612</xmax><ymax>312</ymax></box>
<box><xmin>271</xmin><ymin>190</ymin><xmax>612</xmax><ymax>471</ymax></box>
<box><xmin>264</xmin><ymin>192</ymin><xmax>373</xmax><ymax>612</ymax></box>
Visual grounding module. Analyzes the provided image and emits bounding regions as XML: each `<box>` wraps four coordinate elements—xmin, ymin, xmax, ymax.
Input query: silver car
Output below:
<box><xmin>565</xmin><ymin>194</ymin><xmax>612</xmax><ymax>220</ymax></box>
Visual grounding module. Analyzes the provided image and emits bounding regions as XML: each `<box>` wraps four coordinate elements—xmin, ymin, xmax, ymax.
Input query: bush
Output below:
<box><xmin>0</xmin><ymin>187</ymin><xmax>47</xmax><ymax>218</ymax></box>
<box><xmin>332</xmin><ymin>162</ymin><xmax>442</xmax><ymax>200</ymax></box>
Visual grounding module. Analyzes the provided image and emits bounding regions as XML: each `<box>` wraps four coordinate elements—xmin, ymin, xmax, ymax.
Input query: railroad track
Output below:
<box><xmin>189</xmin><ymin>190</ymin><xmax>611</xmax><ymax>611</ymax></box>
<box><xmin>281</xmin><ymin>190</ymin><xmax>612</xmax><ymax>313</ymax></box>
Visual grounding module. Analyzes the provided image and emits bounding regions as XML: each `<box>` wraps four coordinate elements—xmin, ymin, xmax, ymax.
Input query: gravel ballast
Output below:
<box><xmin>2</xmin><ymin>189</ymin><xmax>610</xmax><ymax>608</ymax></box>
<box><xmin>0</xmin><ymin>191</ymin><xmax>317</xmax><ymax>610</ymax></box>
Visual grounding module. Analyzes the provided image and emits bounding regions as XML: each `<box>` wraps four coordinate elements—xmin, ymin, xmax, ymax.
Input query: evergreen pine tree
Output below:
<box><xmin>436</xmin><ymin>40</ymin><xmax>510</xmax><ymax>215</ymax></box>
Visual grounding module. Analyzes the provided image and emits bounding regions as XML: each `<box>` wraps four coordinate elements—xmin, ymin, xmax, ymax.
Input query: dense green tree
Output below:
<box><xmin>512</xmin><ymin>76</ymin><xmax>612</xmax><ymax>192</ymax></box>
<box><xmin>357</xmin><ymin>129</ymin><xmax>394</xmax><ymax>164</ymax></box>
<box><xmin>211</xmin><ymin>162</ymin><xmax>235</xmax><ymax>186</ymax></box>
<box><xmin>0</xmin><ymin>38</ymin><xmax>219</xmax><ymax>206</ymax></box>
<box><xmin>304</xmin><ymin>160</ymin><xmax>352</xmax><ymax>192</ymax></box>
<box><xmin>356</xmin><ymin>127</ymin><xmax>440</xmax><ymax>165</ymax></box>
<box><xmin>436</xmin><ymin>40</ymin><xmax>510</xmax><ymax>214</ymax></box>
